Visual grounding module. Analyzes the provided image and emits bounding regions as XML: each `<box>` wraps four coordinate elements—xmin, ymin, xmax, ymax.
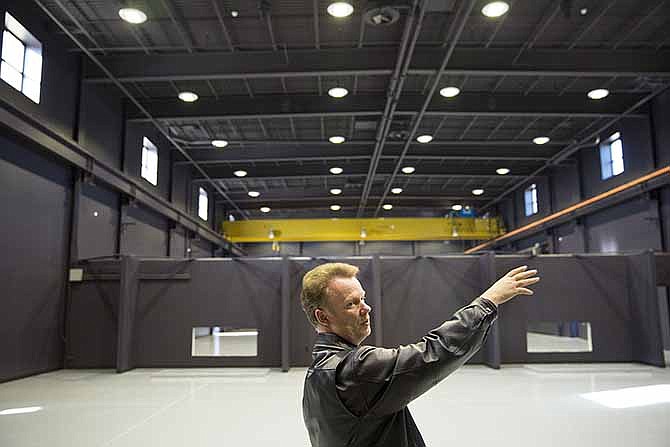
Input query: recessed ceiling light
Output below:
<box><xmin>233</xmin><ymin>170</ymin><xmax>247</xmax><ymax>177</ymax></box>
<box><xmin>382</xmin><ymin>204</ymin><xmax>393</xmax><ymax>210</ymax></box>
<box><xmin>580</xmin><ymin>8</ymin><xmax>588</xmax><ymax>15</ymax></box>
<box><xmin>401</xmin><ymin>166</ymin><xmax>415</xmax><ymax>174</ymax></box>
<box><xmin>248</xmin><ymin>191</ymin><xmax>260</xmax><ymax>197</ymax></box>
<box><xmin>482</xmin><ymin>1</ymin><xmax>510</xmax><ymax>18</ymax></box>
<box><xmin>211</xmin><ymin>140</ymin><xmax>228</xmax><ymax>148</ymax></box>
<box><xmin>328</xmin><ymin>87</ymin><xmax>349</xmax><ymax>98</ymax></box>
<box><xmin>260</xmin><ymin>206</ymin><xmax>271</xmax><ymax>213</ymax></box>
<box><xmin>472</xmin><ymin>189</ymin><xmax>484</xmax><ymax>195</ymax></box>
<box><xmin>439</xmin><ymin>86</ymin><xmax>461</xmax><ymax>98</ymax></box>
<box><xmin>451</xmin><ymin>204</ymin><xmax>463</xmax><ymax>211</ymax></box>
<box><xmin>330</xmin><ymin>204</ymin><xmax>342</xmax><ymax>211</ymax></box>
<box><xmin>588</xmin><ymin>88</ymin><xmax>610</xmax><ymax>100</ymax></box>
<box><xmin>0</xmin><ymin>406</ymin><xmax>43</xmax><ymax>416</ymax></box>
<box><xmin>496</xmin><ymin>168</ymin><xmax>510</xmax><ymax>175</ymax></box>
<box><xmin>330</xmin><ymin>188</ymin><xmax>342</xmax><ymax>195</ymax></box>
<box><xmin>178</xmin><ymin>91</ymin><xmax>198</xmax><ymax>102</ymax></box>
<box><xmin>391</xmin><ymin>187</ymin><xmax>403</xmax><ymax>194</ymax></box>
<box><xmin>533</xmin><ymin>136</ymin><xmax>550</xmax><ymax>145</ymax></box>
<box><xmin>329</xmin><ymin>167</ymin><xmax>343</xmax><ymax>174</ymax></box>
<box><xmin>327</xmin><ymin>2</ymin><xmax>354</xmax><ymax>18</ymax></box>
<box><xmin>231</xmin><ymin>10</ymin><xmax>239</xmax><ymax>17</ymax></box>
<box><xmin>118</xmin><ymin>8</ymin><xmax>147</xmax><ymax>24</ymax></box>
<box><xmin>329</xmin><ymin>136</ymin><xmax>345</xmax><ymax>144</ymax></box>
<box><xmin>416</xmin><ymin>134</ymin><xmax>433</xmax><ymax>143</ymax></box>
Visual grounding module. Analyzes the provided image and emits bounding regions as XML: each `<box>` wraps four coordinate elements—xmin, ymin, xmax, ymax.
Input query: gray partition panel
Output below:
<box><xmin>479</xmin><ymin>252</ymin><xmax>501</xmax><ymax>369</ymax></box>
<box><xmin>655</xmin><ymin>253</ymin><xmax>670</xmax><ymax>286</ymax></box>
<box><xmin>67</xmin><ymin>260</ymin><xmax>120</xmax><ymax>368</ymax></box>
<box><xmin>379</xmin><ymin>256</ymin><xmax>486</xmax><ymax>364</ymax></box>
<box><xmin>495</xmin><ymin>255</ymin><xmax>634</xmax><ymax>363</ymax></box>
<box><xmin>289</xmin><ymin>258</ymin><xmax>374</xmax><ymax>367</ymax></box>
<box><xmin>627</xmin><ymin>251</ymin><xmax>665</xmax><ymax>367</ymax></box>
<box><xmin>132</xmin><ymin>258</ymin><xmax>283</xmax><ymax>367</ymax></box>
<box><xmin>117</xmin><ymin>256</ymin><xmax>140</xmax><ymax>373</ymax></box>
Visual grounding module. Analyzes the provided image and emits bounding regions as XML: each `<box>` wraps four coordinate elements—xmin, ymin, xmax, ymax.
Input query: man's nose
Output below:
<box><xmin>362</xmin><ymin>302</ymin><xmax>372</xmax><ymax>314</ymax></box>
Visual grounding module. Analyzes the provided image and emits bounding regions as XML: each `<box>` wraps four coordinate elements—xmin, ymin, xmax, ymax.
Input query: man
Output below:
<box><xmin>300</xmin><ymin>262</ymin><xmax>540</xmax><ymax>447</ymax></box>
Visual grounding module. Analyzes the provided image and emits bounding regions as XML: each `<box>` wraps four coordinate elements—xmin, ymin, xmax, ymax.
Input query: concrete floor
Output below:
<box><xmin>1</xmin><ymin>362</ymin><xmax>669</xmax><ymax>447</ymax></box>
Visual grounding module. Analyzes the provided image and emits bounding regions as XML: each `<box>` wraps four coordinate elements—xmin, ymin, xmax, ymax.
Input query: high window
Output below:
<box><xmin>524</xmin><ymin>183</ymin><xmax>538</xmax><ymax>216</ymax></box>
<box><xmin>198</xmin><ymin>187</ymin><xmax>208</xmax><ymax>221</ymax></box>
<box><xmin>141</xmin><ymin>137</ymin><xmax>158</xmax><ymax>186</ymax></box>
<box><xmin>1</xmin><ymin>13</ymin><xmax>42</xmax><ymax>103</ymax></box>
<box><xmin>600</xmin><ymin>132</ymin><xmax>624</xmax><ymax>180</ymax></box>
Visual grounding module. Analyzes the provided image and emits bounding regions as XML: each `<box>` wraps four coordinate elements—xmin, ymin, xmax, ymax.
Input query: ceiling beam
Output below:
<box><xmin>83</xmin><ymin>47</ymin><xmax>670</xmax><ymax>83</ymax></box>
<box><xmin>126</xmin><ymin>92</ymin><xmax>647</xmax><ymax>122</ymax></box>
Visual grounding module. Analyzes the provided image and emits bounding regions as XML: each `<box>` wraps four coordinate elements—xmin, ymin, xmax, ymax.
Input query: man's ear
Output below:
<box><xmin>315</xmin><ymin>308</ymin><xmax>329</xmax><ymax>326</ymax></box>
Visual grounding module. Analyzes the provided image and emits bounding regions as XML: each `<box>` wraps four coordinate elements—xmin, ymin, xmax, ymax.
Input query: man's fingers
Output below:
<box><xmin>513</xmin><ymin>269</ymin><xmax>537</xmax><ymax>280</ymax></box>
<box><xmin>517</xmin><ymin>277</ymin><xmax>540</xmax><ymax>287</ymax></box>
<box><xmin>516</xmin><ymin>288</ymin><xmax>534</xmax><ymax>295</ymax></box>
<box><xmin>506</xmin><ymin>265</ymin><xmax>528</xmax><ymax>277</ymax></box>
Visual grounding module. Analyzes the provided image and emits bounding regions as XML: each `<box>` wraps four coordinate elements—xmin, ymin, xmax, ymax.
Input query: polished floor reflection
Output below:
<box><xmin>1</xmin><ymin>363</ymin><xmax>669</xmax><ymax>447</ymax></box>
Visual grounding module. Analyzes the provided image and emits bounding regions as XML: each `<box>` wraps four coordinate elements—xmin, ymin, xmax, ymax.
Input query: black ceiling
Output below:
<box><xmin>40</xmin><ymin>0</ymin><xmax>670</xmax><ymax>219</ymax></box>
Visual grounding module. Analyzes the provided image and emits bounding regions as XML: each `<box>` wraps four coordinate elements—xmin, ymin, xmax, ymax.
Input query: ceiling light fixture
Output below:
<box><xmin>260</xmin><ymin>207</ymin><xmax>271</xmax><ymax>213</ymax></box>
<box><xmin>233</xmin><ymin>170</ymin><xmax>247</xmax><ymax>177</ymax></box>
<box><xmin>329</xmin><ymin>136</ymin><xmax>346</xmax><ymax>144</ymax></box>
<box><xmin>496</xmin><ymin>168</ymin><xmax>510</xmax><ymax>175</ymax></box>
<box><xmin>382</xmin><ymin>204</ymin><xmax>393</xmax><ymax>210</ymax></box>
<box><xmin>391</xmin><ymin>187</ymin><xmax>403</xmax><ymax>194</ymax></box>
<box><xmin>416</xmin><ymin>134</ymin><xmax>433</xmax><ymax>143</ymax></box>
<box><xmin>439</xmin><ymin>86</ymin><xmax>461</xmax><ymax>98</ymax></box>
<box><xmin>329</xmin><ymin>167</ymin><xmax>343</xmax><ymax>174</ymax></box>
<box><xmin>401</xmin><ymin>166</ymin><xmax>415</xmax><ymax>174</ymax></box>
<box><xmin>231</xmin><ymin>10</ymin><xmax>239</xmax><ymax>17</ymax></box>
<box><xmin>248</xmin><ymin>191</ymin><xmax>260</xmax><ymax>197</ymax></box>
<box><xmin>588</xmin><ymin>88</ymin><xmax>610</xmax><ymax>100</ymax></box>
<box><xmin>330</xmin><ymin>188</ymin><xmax>342</xmax><ymax>195</ymax></box>
<box><xmin>178</xmin><ymin>91</ymin><xmax>198</xmax><ymax>102</ymax></box>
<box><xmin>533</xmin><ymin>136</ymin><xmax>550</xmax><ymax>145</ymax></box>
<box><xmin>451</xmin><ymin>204</ymin><xmax>463</xmax><ymax>211</ymax></box>
<box><xmin>328</xmin><ymin>87</ymin><xmax>349</xmax><ymax>98</ymax></box>
<box><xmin>327</xmin><ymin>2</ymin><xmax>354</xmax><ymax>18</ymax></box>
<box><xmin>580</xmin><ymin>8</ymin><xmax>588</xmax><ymax>15</ymax></box>
<box><xmin>330</xmin><ymin>204</ymin><xmax>342</xmax><ymax>211</ymax></box>
<box><xmin>360</xmin><ymin>228</ymin><xmax>367</xmax><ymax>238</ymax></box>
<box><xmin>118</xmin><ymin>8</ymin><xmax>147</xmax><ymax>24</ymax></box>
<box><xmin>482</xmin><ymin>1</ymin><xmax>510</xmax><ymax>18</ymax></box>
<box><xmin>268</xmin><ymin>229</ymin><xmax>275</xmax><ymax>240</ymax></box>
<box><xmin>211</xmin><ymin>140</ymin><xmax>228</xmax><ymax>148</ymax></box>
<box><xmin>472</xmin><ymin>189</ymin><xmax>484</xmax><ymax>196</ymax></box>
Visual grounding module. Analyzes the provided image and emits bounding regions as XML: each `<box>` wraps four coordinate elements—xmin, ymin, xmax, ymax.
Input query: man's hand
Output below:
<box><xmin>481</xmin><ymin>265</ymin><xmax>540</xmax><ymax>306</ymax></box>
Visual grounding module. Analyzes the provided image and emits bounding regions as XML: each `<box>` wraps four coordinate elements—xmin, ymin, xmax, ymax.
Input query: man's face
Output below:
<box><xmin>319</xmin><ymin>276</ymin><xmax>372</xmax><ymax>346</ymax></box>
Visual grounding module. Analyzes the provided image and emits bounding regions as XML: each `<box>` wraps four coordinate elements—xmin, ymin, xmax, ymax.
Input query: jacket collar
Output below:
<box><xmin>313</xmin><ymin>332</ymin><xmax>358</xmax><ymax>352</ymax></box>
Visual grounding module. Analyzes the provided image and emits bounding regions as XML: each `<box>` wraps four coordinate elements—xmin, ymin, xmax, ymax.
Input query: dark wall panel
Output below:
<box><xmin>0</xmin><ymin>3</ymin><xmax>78</xmax><ymax>140</ymax></box>
<box><xmin>122</xmin><ymin>205</ymin><xmax>168</xmax><ymax>257</ymax></box>
<box><xmin>302</xmin><ymin>242</ymin><xmax>355</xmax><ymax>257</ymax></box>
<box><xmin>586</xmin><ymin>197</ymin><xmax>662</xmax><ymax>253</ymax></box>
<box><xmin>134</xmin><ymin>259</ymin><xmax>283</xmax><ymax>367</ymax></box>
<box><xmin>172</xmin><ymin>165</ymin><xmax>191</xmax><ymax>213</ymax></box>
<box><xmin>78</xmin><ymin>83</ymin><xmax>123</xmax><ymax>168</ymax></box>
<box><xmin>379</xmin><ymin>257</ymin><xmax>486</xmax><ymax>364</ymax></box>
<box><xmin>495</xmin><ymin>255</ymin><xmax>633</xmax><ymax>363</ymax></box>
<box><xmin>361</xmin><ymin>241</ymin><xmax>413</xmax><ymax>256</ymax></box>
<box><xmin>191</xmin><ymin>238</ymin><xmax>212</xmax><ymax>257</ymax></box>
<box><xmin>551</xmin><ymin>162</ymin><xmax>581</xmax><ymax>211</ymax></box>
<box><xmin>652</xmin><ymin>90</ymin><xmax>670</xmax><ymax>166</ymax></box>
<box><xmin>0</xmin><ymin>136</ymin><xmax>71</xmax><ymax>382</ymax></box>
<box><xmin>77</xmin><ymin>183</ymin><xmax>119</xmax><ymax>260</ymax></box>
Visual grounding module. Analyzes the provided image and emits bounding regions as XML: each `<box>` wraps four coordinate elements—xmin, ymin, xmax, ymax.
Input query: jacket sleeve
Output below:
<box><xmin>337</xmin><ymin>296</ymin><xmax>498</xmax><ymax>418</ymax></box>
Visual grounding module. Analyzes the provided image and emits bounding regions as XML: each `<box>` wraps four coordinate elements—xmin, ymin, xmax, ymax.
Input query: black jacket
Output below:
<box><xmin>302</xmin><ymin>296</ymin><xmax>499</xmax><ymax>447</ymax></box>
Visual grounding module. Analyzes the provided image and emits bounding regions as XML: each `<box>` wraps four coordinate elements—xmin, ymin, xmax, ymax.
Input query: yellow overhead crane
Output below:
<box><xmin>222</xmin><ymin>217</ymin><xmax>504</xmax><ymax>243</ymax></box>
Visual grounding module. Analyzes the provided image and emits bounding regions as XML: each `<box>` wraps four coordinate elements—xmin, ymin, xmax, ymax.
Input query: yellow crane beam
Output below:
<box><xmin>222</xmin><ymin>217</ymin><xmax>504</xmax><ymax>243</ymax></box>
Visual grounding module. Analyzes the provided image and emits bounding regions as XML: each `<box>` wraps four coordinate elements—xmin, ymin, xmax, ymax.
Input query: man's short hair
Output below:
<box><xmin>300</xmin><ymin>262</ymin><xmax>360</xmax><ymax>330</ymax></box>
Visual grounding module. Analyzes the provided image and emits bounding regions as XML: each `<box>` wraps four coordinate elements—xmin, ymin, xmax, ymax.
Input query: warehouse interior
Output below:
<box><xmin>1</xmin><ymin>0</ymin><xmax>670</xmax><ymax>446</ymax></box>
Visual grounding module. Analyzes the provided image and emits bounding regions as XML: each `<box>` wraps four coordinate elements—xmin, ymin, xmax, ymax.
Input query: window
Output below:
<box><xmin>1</xmin><ymin>13</ymin><xmax>43</xmax><ymax>103</ymax></box>
<box><xmin>198</xmin><ymin>187</ymin><xmax>208</xmax><ymax>221</ymax></box>
<box><xmin>141</xmin><ymin>137</ymin><xmax>158</xmax><ymax>186</ymax></box>
<box><xmin>524</xmin><ymin>183</ymin><xmax>538</xmax><ymax>216</ymax></box>
<box><xmin>600</xmin><ymin>132</ymin><xmax>624</xmax><ymax>180</ymax></box>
